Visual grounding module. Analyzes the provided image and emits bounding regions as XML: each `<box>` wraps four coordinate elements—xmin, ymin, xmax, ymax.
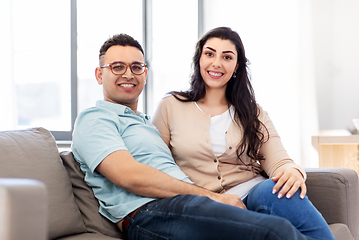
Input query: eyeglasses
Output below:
<box><xmin>100</xmin><ymin>61</ymin><xmax>147</xmax><ymax>75</ymax></box>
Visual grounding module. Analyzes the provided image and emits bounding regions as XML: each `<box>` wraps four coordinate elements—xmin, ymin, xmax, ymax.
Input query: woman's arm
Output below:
<box><xmin>152</xmin><ymin>96</ymin><xmax>171</xmax><ymax>146</ymax></box>
<box><xmin>258</xmin><ymin>107</ymin><xmax>306</xmax><ymax>199</ymax></box>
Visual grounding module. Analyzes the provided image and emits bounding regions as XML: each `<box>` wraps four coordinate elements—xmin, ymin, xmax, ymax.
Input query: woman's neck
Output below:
<box><xmin>197</xmin><ymin>88</ymin><xmax>229</xmax><ymax>117</ymax></box>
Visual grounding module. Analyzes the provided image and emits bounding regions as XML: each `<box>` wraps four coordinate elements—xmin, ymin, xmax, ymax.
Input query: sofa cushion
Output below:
<box><xmin>0</xmin><ymin>128</ymin><xmax>86</xmax><ymax>239</ymax></box>
<box><xmin>60</xmin><ymin>151</ymin><xmax>123</xmax><ymax>239</ymax></box>
<box><xmin>329</xmin><ymin>223</ymin><xmax>353</xmax><ymax>240</ymax></box>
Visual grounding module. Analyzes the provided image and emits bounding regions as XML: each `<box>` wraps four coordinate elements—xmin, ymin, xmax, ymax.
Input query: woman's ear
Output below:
<box><xmin>95</xmin><ymin>67</ymin><xmax>103</xmax><ymax>85</ymax></box>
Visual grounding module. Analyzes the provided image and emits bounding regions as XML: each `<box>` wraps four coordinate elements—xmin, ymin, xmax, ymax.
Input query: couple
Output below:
<box><xmin>72</xmin><ymin>27</ymin><xmax>334</xmax><ymax>240</ymax></box>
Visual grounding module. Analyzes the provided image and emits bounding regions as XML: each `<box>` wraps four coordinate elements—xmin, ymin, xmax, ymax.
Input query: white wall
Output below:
<box><xmin>202</xmin><ymin>0</ymin><xmax>359</xmax><ymax>167</ymax></box>
<box><xmin>312</xmin><ymin>0</ymin><xmax>359</xmax><ymax>132</ymax></box>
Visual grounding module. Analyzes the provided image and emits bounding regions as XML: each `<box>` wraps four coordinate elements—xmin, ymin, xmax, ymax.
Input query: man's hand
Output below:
<box><xmin>211</xmin><ymin>193</ymin><xmax>247</xmax><ymax>209</ymax></box>
<box><xmin>271</xmin><ymin>168</ymin><xmax>306</xmax><ymax>199</ymax></box>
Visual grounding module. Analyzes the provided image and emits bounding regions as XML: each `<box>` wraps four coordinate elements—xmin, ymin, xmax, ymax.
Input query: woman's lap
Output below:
<box><xmin>243</xmin><ymin>179</ymin><xmax>335</xmax><ymax>240</ymax></box>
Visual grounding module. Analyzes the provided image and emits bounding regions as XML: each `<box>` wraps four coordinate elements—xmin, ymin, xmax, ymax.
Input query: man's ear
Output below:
<box><xmin>95</xmin><ymin>67</ymin><xmax>103</xmax><ymax>85</ymax></box>
<box><xmin>144</xmin><ymin>67</ymin><xmax>148</xmax><ymax>85</ymax></box>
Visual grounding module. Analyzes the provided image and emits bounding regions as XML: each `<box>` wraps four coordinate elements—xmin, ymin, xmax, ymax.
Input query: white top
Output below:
<box><xmin>195</xmin><ymin>103</ymin><xmax>235</xmax><ymax>156</ymax></box>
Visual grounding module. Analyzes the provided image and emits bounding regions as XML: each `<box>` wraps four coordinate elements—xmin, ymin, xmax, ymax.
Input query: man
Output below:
<box><xmin>72</xmin><ymin>34</ymin><xmax>311</xmax><ymax>240</ymax></box>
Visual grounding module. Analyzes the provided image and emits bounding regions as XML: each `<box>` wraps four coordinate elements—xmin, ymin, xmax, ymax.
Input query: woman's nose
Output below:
<box><xmin>211</xmin><ymin>57</ymin><xmax>222</xmax><ymax>68</ymax></box>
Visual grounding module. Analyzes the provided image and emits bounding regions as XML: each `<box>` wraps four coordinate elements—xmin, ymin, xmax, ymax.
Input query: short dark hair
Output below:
<box><xmin>99</xmin><ymin>34</ymin><xmax>144</xmax><ymax>64</ymax></box>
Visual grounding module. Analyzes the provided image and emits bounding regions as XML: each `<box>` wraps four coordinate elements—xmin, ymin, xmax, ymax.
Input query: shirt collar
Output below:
<box><xmin>96</xmin><ymin>100</ymin><xmax>151</xmax><ymax>121</ymax></box>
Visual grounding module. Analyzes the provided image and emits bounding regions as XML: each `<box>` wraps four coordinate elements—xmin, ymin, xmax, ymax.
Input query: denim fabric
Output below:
<box><xmin>243</xmin><ymin>179</ymin><xmax>335</xmax><ymax>240</ymax></box>
<box><xmin>125</xmin><ymin>194</ymin><xmax>313</xmax><ymax>240</ymax></box>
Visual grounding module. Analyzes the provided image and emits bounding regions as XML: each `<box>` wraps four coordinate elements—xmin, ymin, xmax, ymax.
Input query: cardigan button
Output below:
<box><xmin>214</xmin><ymin>159</ymin><xmax>217</xmax><ymax>163</ymax></box>
<box><xmin>229</xmin><ymin>146</ymin><xmax>232</xmax><ymax>150</ymax></box>
<box><xmin>217</xmin><ymin>176</ymin><xmax>221</xmax><ymax>180</ymax></box>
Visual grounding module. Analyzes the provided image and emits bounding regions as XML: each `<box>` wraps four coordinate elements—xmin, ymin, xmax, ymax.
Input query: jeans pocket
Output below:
<box><xmin>135</xmin><ymin>225</ymin><xmax>169</xmax><ymax>240</ymax></box>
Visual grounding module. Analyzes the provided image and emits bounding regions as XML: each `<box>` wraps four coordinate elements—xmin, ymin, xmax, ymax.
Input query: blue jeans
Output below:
<box><xmin>243</xmin><ymin>179</ymin><xmax>335</xmax><ymax>240</ymax></box>
<box><xmin>124</xmin><ymin>193</ymin><xmax>314</xmax><ymax>240</ymax></box>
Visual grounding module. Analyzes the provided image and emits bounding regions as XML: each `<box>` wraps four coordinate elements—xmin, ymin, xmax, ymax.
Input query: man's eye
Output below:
<box><xmin>132</xmin><ymin>65</ymin><xmax>142</xmax><ymax>70</ymax></box>
<box><xmin>113</xmin><ymin>64</ymin><xmax>125</xmax><ymax>70</ymax></box>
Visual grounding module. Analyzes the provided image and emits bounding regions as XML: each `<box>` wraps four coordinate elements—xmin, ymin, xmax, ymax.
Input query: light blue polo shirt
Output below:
<box><xmin>72</xmin><ymin>100</ymin><xmax>192</xmax><ymax>223</ymax></box>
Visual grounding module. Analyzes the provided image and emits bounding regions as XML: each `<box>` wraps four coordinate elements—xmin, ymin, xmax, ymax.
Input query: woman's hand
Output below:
<box><xmin>271</xmin><ymin>168</ymin><xmax>306</xmax><ymax>199</ymax></box>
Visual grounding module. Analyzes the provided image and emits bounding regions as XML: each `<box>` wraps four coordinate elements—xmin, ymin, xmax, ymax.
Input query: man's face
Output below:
<box><xmin>95</xmin><ymin>45</ymin><xmax>147</xmax><ymax>112</ymax></box>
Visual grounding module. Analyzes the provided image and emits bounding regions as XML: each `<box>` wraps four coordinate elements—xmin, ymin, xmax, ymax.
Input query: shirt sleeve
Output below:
<box><xmin>72</xmin><ymin>108</ymin><xmax>127</xmax><ymax>173</ymax></box>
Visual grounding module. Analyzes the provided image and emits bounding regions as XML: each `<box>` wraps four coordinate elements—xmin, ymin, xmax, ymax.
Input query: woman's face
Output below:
<box><xmin>199</xmin><ymin>37</ymin><xmax>238</xmax><ymax>91</ymax></box>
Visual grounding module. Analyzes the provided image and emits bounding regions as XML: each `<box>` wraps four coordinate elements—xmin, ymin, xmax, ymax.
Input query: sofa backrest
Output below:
<box><xmin>0</xmin><ymin>128</ymin><xmax>86</xmax><ymax>239</ymax></box>
<box><xmin>0</xmin><ymin>127</ymin><xmax>123</xmax><ymax>239</ymax></box>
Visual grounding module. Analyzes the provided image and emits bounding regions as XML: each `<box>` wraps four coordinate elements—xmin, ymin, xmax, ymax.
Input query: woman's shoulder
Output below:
<box><xmin>159</xmin><ymin>93</ymin><xmax>193</xmax><ymax>106</ymax></box>
<box><xmin>255</xmin><ymin>103</ymin><xmax>265</xmax><ymax>114</ymax></box>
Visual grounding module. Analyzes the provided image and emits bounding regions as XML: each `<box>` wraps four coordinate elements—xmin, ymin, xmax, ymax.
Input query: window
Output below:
<box><xmin>147</xmin><ymin>0</ymin><xmax>198</xmax><ymax>115</ymax></box>
<box><xmin>1</xmin><ymin>0</ymin><xmax>71</xmax><ymax>133</ymax></box>
<box><xmin>77</xmin><ymin>0</ymin><xmax>144</xmax><ymax>114</ymax></box>
<box><xmin>0</xmin><ymin>0</ymin><xmax>199</xmax><ymax>140</ymax></box>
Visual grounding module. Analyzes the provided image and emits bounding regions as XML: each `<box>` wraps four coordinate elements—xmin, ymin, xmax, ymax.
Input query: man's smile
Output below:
<box><xmin>118</xmin><ymin>83</ymin><xmax>136</xmax><ymax>88</ymax></box>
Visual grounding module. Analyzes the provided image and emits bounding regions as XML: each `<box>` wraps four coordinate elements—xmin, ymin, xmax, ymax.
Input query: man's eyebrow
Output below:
<box><xmin>204</xmin><ymin>46</ymin><xmax>236</xmax><ymax>55</ymax></box>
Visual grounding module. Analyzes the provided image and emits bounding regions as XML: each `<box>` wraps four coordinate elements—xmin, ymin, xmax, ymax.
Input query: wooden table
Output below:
<box><xmin>312</xmin><ymin>135</ymin><xmax>359</xmax><ymax>173</ymax></box>
<box><xmin>312</xmin><ymin>135</ymin><xmax>359</xmax><ymax>174</ymax></box>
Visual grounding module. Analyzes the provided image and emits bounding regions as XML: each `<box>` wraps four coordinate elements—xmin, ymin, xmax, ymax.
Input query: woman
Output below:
<box><xmin>152</xmin><ymin>27</ymin><xmax>334</xmax><ymax>239</ymax></box>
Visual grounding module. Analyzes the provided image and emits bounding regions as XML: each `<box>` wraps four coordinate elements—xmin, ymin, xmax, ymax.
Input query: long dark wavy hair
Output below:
<box><xmin>170</xmin><ymin>27</ymin><xmax>268</xmax><ymax>169</ymax></box>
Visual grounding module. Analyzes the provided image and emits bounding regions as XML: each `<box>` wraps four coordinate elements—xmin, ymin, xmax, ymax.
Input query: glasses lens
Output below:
<box><xmin>131</xmin><ymin>63</ymin><xmax>145</xmax><ymax>74</ymax></box>
<box><xmin>111</xmin><ymin>62</ymin><xmax>126</xmax><ymax>74</ymax></box>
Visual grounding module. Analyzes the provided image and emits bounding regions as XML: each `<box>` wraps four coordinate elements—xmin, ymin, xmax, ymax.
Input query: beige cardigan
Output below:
<box><xmin>152</xmin><ymin>95</ymin><xmax>306</xmax><ymax>193</ymax></box>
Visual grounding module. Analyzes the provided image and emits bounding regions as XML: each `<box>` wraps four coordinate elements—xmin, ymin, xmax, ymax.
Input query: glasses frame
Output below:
<box><xmin>100</xmin><ymin>61</ymin><xmax>147</xmax><ymax>75</ymax></box>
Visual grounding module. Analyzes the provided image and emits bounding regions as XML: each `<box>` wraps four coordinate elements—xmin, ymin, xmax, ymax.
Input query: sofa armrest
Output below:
<box><xmin>0</xmin><ymin>178</ymin><xmax>48</xmax><ymax>240</ymax></box>
<box><xmin>305</xmin><ymin>168</ymin><xmax>359</xmax><ymax>240</ymax></box>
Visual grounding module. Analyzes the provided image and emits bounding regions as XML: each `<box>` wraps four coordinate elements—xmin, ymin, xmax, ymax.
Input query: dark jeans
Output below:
<box><xmin>123</xmin><ymin>194</ymin><xmax>314</xmax><ymax>240</ymax></box>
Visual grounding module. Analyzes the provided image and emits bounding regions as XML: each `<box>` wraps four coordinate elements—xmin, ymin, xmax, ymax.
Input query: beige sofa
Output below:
<box><xmin>0</xmin><ymin>127</ymin><xmax>358</xmax><ymax>240</ymax></box>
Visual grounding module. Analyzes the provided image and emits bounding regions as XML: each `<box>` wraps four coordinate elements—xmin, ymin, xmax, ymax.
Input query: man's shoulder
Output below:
<box><xmin>78</xmin><ymin>103</ymin><xmax>119</xmax><ymax>121</ymax></box>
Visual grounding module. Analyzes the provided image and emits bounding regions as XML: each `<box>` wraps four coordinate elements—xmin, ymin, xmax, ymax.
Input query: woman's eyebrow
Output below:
<box><xmin>204</xmin><ymin>46</ymin><xmax>216</xmax><ymax>52</ymax></box>
<box><xmin>223</xmin><ymin>50</ymin><xmax>236</xmax><ymax>55</ymax></box>
<box><xmin>204</xmin><ymin>46</ymin><xmax>235</xmax><ymax>55</ymax></box>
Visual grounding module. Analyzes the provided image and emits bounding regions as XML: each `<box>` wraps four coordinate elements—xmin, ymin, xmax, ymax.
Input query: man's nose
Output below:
<box><xmin>122</xmin><ymin>65</ymin><xmax>134</xmax><ymax>78</ymax></box>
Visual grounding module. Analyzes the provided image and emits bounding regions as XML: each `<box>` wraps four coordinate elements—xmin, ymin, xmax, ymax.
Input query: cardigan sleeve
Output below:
<box><xmin>152</xmin><ymin>96</ymin><xmax>171</xmax><ymax>147</ymax></box>
<box><xmin>258</xmin><ymin>107</ymin><xmax>307</xmax><ymax>180</ymax></box>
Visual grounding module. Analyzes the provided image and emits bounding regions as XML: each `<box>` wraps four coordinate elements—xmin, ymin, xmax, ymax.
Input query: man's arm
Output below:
<box><xmin>96</xmin><ymin>150</ymin><xmax>246</xmax><ymax>209</ymax></box>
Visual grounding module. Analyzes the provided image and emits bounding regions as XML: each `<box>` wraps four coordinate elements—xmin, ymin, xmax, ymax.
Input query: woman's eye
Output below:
<box><xmin>205</xmin><ymin>52</ymin><xmax>213</xmax><ymax>57</ymax></box>
<box><xmin>224</xmin><ymin>55</ymin><xmax>233</xmax><ymax>60</ymax></box>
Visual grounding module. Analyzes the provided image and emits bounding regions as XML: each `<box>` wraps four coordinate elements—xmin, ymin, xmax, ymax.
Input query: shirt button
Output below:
<box><xmin>125</xmin><ymin>109</ymin><xmax>129</xmax><ymax>113</ymax></box>
<box><xmin>217</xmin><ymin>176</ymin><xmax>221</xmax><ymax>180</ymax></box>
<box><xmin>225</xmin><ymin>131</ymin><xmax>227</xmax><ymax>134</ymax></box>
<box><xmin>229</xmin><ymin>146</ymin><xmax>232</xmax><ymax>150</ymax></box>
